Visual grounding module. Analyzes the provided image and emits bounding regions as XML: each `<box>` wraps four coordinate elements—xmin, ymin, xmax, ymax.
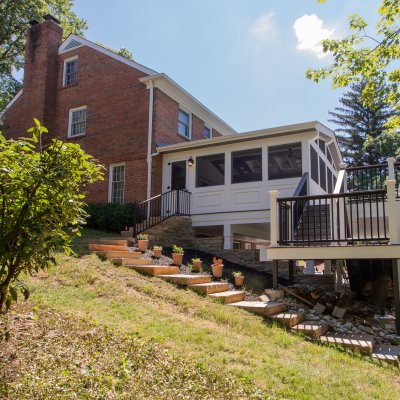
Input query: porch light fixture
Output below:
<box><xmin>188</xmin><ymin>156</ymin><xmax>194</xmax><ymax>167</ymax></box>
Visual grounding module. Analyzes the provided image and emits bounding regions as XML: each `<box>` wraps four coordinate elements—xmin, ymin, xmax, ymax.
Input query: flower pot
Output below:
<box><xmin>138</xmin><ymin>239</ymin><xmax>149</xmax><ymax>252</ymax></box>
<box><xmin>234</xmin><ymin>276</ymin><xmax>245</xmax><ymax>286</ymax></box>
<box><xmin>212</xmin><ymin>263</ymin><xmax>224</xmax><ymax>278</ymax></box>
<box><xmin>172</xmin><ymin>253</ymin><xmax>183</xmax><ymax>266</ymax></box>
<box><xmin>192</xmin><ymin>261</ymin><xmax>202</xmax><ymax>272</ymax></box>
<box><xmin>153</xmin><ymin>249</ymin><xmax>162</xmax><ymax>258</ymax></box>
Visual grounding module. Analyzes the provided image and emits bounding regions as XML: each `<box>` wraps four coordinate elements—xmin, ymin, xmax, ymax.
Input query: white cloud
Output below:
<box><xmin>293</xmin><ymin>14</ymin><xmax>334</xmax><ymax>58</ymax></box>
<box><xmin>250</xmin><ymin>12</ymin><xmax>277</xmax><ymax>43</ymax></box>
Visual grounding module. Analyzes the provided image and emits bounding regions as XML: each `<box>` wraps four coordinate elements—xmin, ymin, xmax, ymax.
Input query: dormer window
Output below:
<box><xmin>63</xmin><ymin>57</ymin><xmax>78</xmax><ymax>86</ymax></box>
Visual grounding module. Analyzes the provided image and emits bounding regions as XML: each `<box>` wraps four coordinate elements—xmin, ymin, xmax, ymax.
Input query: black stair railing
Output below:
<box><xmin>133</xmin><ymin>189</ymin><xmax>191</xmax><ymax>237</ymax></box>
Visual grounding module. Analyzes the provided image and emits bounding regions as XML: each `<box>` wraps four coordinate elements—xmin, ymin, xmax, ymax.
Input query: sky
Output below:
<box><xmin>72</xmin><ymin>0</ymin><xmax>380</xmax><ymax>133</ymax></box>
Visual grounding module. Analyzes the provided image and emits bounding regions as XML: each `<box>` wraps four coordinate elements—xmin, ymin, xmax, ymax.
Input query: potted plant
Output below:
<box><xmin>191</xmin><ymin>257</ymin><xmax>202</xmax><ymax>272</ymax></box>
<box><xmin>137</xmin><ymin>233</ymin><xmax>149</xmax><ymax>252</ymax></box>
<box><xmin>211</xmin><ymin>257</ymin><xmax>224</xmax><ymax>278</ymax></box>
<box><xmin>153</xmin><ymin>245</ymin><xmax>162</xmax><ymax>258</ymax></box>
<box><xmin>172</xmin><ymin>244</ymin><xmax>184</xmax><ymax>266</ymax></box>
<box><xmin>233</xmin><ymin>271</ymin><xmax>245</xmax><ymax>286</ymax></box>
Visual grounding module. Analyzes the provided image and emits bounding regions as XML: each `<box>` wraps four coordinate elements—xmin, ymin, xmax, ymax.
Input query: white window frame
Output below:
<box><xmin>203</xmin><ymin>124</ymin><xmax>212</xmax><ymax>139</ymax></box>
<box><xmin>68</xmin><ymin>106</ymin><xmax>87</xmax><ymax>138</ymax></box>
<box><xmin>63</xmin><ymin>56</ymin><xmax>78</xmax><ymax>86</ymax></box>
<box><xmin>178</xmin><ymin>107</ymin><xmax>192</xmax><ymax>140</ymax></box>
<box><xmin>108</xmin><ymin>163</ymin><xmax>125</xmax><ymax>204</ymax></box>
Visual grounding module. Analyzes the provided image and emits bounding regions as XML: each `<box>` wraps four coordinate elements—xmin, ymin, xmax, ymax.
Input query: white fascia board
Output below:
<box><xmin>140</xmin><ymin>73</ymin><xmax>237</xmax><ymax>136</ymax></box>
<box><xmin>0</xmin><ymin>89</ymin><xmax>23</xmax><ymax>116</ymax></box>
<box><xmin>59</xmin><ymin>35</ymin><xmax>157</xmax><ymax>76</ymax></box>
<box><xmin>315</xmin><ymin>122</ymin><xmax>343</xmax><ymax>166</ymax></box>
<box><xmin>158</xmin><ymin>121</ymin><xmax>318</xmax><ymax>154</ymax></box>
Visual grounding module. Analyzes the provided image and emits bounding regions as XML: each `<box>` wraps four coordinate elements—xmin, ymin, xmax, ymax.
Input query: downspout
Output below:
<box><xmin>146</xmin><ymin>79</ymin><xmax>154</xmax><ymax>200</ymax></box>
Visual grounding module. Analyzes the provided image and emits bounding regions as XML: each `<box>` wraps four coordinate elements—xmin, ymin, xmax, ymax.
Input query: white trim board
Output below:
<box><xmin>0</xmin><ymin>89</ymin><xmax>23</xmax><ymax>116</ymax></box>
<box><xmin>59</xmin><ymin>35</ymin><xmax>157</xmax><ymax>76</ymax></box>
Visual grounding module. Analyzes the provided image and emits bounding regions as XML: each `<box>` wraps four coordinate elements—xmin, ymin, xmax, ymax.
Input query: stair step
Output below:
<box><xmin>114</xmin><ymin>258</ymin><xmax>153</xmax><ymax>266</ymax></box>
<box><xmin>88</xmin><ymin>243</ymin><xmax>129</xmax><ymax>252</ymax></box>
<box><xmin>160</xmin><ymin>274</ymin><xmax>212</xmax><ymax>285</ymax></box>
<box><xmin>189</xmin><ymin>282</ymin><xmax>229</xmax><ymax>294</ymax></box>
<box><xmin>209</xmin><ymin>291</ymin><xmax>246</xmax><ymax>304</ymax></box>
<box><xmin>319</xmin><ymin>332</ymin><xmax>374</xmax><ymax>355</ymax></box>
<box><xmin>96</xmin><ymin>238</ymin><xmax>129</xmax><ymax>245</ymax></box>
<box><xmin>127</xmin><ymin>265</ymin><xmax>180</xmax><ymax>276</ymax></box>
<box><xmin>270</xmin><ymin>312</ymin><xmax>305</xmax><ymax>328</ymax></box>
<box><xmin>96</xmin><ymin>250</ymin><xmax>142</xmax><ymax>259</ymax></box>
<box><xmin>292</xmin><ymin>320</ymin><xmax>330</xmax><ymax>339</ymax></box>
<box><xmin>229</xmin><ymin>301</ymin><xmax>286</xmax><ymax>316</ymax></box>
<box><xmin>371</xmin><ymin>345</ymin><xmax>399</xmax><ymax>365</ymax></box>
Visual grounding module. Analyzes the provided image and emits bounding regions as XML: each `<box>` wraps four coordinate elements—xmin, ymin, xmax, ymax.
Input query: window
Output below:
<box><xmin>327</xmin><ymin>169</ymin><xmax>333</xmax><ymax>193</ymax></box>
<box><xmin>268</xmin><ymin>143</ymin><xmax>302</xmax><ymax>180</ymax></box>
<box><xmin>110</xmin><ymin>164</ymin><xmax>125</xmax><ymax>204</ymax></box>
<box><xmin>196</xmin><ymin>153</ymin><xmax>225</xmax><ymax>187</ymax></box>
<box><xmin>310</xmin><ymin>146</ymin><xmax>319</xmax><ymax>184</ymax></box>
<box><xmin>68</xmin><ymin>107</ymin><xmax>87</xmax><ymax>137</ymax></box>
<box><xmin>204</xmin><ymin>126</ymin><xmax>211</xmax><ymax>139</ymax></box>
<box><xmin>319</xmin><ymin>157</ymin><xmax>327</xmax><ymax>191</ymax></box>
<box><xmin>64</xmin><ymin>57</ymin><xmax>78</xmax><ymax>86</ymax></box>
<box><xmin>232</xmin><ymin>148</ymin><xmax>262</xmax><ymax>184</ymax></box>
<box><xmin>178</xmin><ymin>109</ymin><xmax>190</xmax><ymax>138</ymax></box>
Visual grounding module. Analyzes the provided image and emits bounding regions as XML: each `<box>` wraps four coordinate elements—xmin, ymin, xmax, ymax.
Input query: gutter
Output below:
<box><xmin>146</xmin><ymin>80</ymin><xmax>154</xmax><ymax>199</ymax></box>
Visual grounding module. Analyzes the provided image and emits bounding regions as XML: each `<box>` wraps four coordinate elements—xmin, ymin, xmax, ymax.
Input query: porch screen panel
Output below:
<box><xmin>310</xmin><ymin>145</ymin><xmax>318</xmax><ymax>184</ymax></box>
<box><xmin>327</xmin><ymin>168</ymin><xmax>333</xmax><ymax>193</ymax></box>
<box><xmin>196</xmin><ymin>153</ymin><xmax>225</xmax><ymax>187</ymax></box>
<box><xmin>320</xmin><ymin>157</ymin><xmax>327</xmax><ymax>191</ymax></box>
<box><xmin>232</xmin><ymin>148</ymin><xmax>262</xmax><ymax>184</ymax></box>
<box><xmin>268</xmin><ymin>143</ymin><xmax>302</xmax><ymax>180</ymax></box>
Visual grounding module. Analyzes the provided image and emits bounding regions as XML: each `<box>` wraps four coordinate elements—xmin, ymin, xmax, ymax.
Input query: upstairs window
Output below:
<box><xmin>110</xmin><ymin>164</ymin><xmax>125</xmax><ymax>204</ymax></box>
<box><xmin>178</xmin><ymin>109</ymin><xmax>191</xmax><ymax>138</ymax></box>
<box><xmin>204</xmin><ymin>126</ymin><xmax>212</xmax><ymax>139</ymax></box>
<box><xmin>64</xmin><ymin>57</ymin><xmax>78</xmax><ymax>86</ymax></box>
<box><xmin>232</xmin><ymin>148</ymin><xmax>262</xmax><ymax>184</ymax></box>
<box><xmin>68</xmin><ymin>106</ymin><xmax>87</xmax><ymax>137</ymax></box>
<box><xmin>268</xmin><ymin>143</ymin><xmax>302</xmax><ymax>180</ymax></box>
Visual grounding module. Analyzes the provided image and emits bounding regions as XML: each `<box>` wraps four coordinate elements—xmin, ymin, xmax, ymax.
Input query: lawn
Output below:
<box><xmin>1</xmin><ymin>229</ymin><xmax>400</xmax><ymax>399</ymax></box>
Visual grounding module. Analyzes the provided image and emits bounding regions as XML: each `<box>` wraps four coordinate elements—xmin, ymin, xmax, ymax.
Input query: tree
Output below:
<box><xmin>329</xmin><ymin>81</ymin><xmax>399</xmax><ymax>165</ymax></box>
<box><xmin>307</xmin><ymin>0</ymin><xmax>400</xmax><ymax>132</ymax></box>
<box><xmin>0</xmin><ymin>120</ymin><xmax>104</xmax><ymax>312</ymax></box>
<box><xmin>0</xmin><ymin>0</ymin><xmax>87</xmax><ymax>110</ymax></box>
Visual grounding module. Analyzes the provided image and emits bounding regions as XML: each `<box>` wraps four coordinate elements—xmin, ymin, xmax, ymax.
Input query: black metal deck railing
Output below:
<box><xmin>278</xmin><ymin>189</ymin><xmax>388</xmax><ymax>246</ymax></box>
<box><xmin>133</xmin><ymin>189</ymin><xmax>191</xmax><ymax>236</ymax></box>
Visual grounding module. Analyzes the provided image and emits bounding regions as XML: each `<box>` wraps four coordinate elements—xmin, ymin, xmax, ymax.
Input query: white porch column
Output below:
<box><xmin>324</xmin><ymin>260</ymin><xmax>332</xmax><ymax>275</ymax></box>
<box><xmin>388</xmin><ymin>157</ymin><xmax>395</xmax><ymax>180</ymax></box>
<box><xmin>269</xmin><ymin>190</ymin><xmax>280</xmax><ymax>247</ymax></box>
<box><xmin>386</xmin><ymin>179</ymin><xmax>399</xmax><ymax>244</ymax></box>
<box><xmin>304</xmin><ymin>260</ymin><xmax>315</xmax><ymax>275</ymax></box>
<box><xmin>223</xmin><ymin>223</ymin><xmax>233</xmax><ymax>250</ymax></box>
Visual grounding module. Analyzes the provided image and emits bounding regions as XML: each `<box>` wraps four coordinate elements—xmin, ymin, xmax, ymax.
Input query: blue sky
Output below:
<box><xmin>72</xmin><ymin>0</ymin><xmax>379</xmax><ymax>133</ymax></box>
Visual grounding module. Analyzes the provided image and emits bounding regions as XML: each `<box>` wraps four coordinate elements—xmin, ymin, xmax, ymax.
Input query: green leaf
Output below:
<box><xmin>9</xmin><ymin>286</ymin><xmax>17</xmax><ymax>301</ymax></box>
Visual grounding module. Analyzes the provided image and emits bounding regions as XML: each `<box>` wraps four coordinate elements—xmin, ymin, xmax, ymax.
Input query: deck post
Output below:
<box><xmin>272</xmin><ymin>260</ymin><xmax>278</xmax><ymax>289</ymax></box>
<box><xmin>223</xmin><ymin>223</ymin><xmax>233</xmax><ymax>250</ymax></box>
<box><xmin>386</xmin><ymin>180</ymin><xmax>399</xmax><ymax>244</ymax></box>
<box><xmin>388</xmin><ymin>157</ymin><xmax>395</xmax><ymax>180</ymax></box>
<box><xmin>269</xmin><ymin>190</ymin><xmax>280</xmax><ymax>247</ymax></box>
<box><xmin>288</xmin><ymin>260</ymin><xmax>294</xmax><ymax>284</ymax></box>
<box><xmin>324</xmin><ymin>260</ymin><xmax>332</xmax><ymax>275</ymax></box>
<box><xmin>304</xmin><ymin>260</ymin><xmax>315</xmax><ymax>275</ymax></box>
<box><xmin>392</xmin><ymin>259</ymin><xmax>400</xmax><ymax>334</ymax></box>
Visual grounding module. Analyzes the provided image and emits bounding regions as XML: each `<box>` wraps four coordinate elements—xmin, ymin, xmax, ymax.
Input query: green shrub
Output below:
<box><xmin>85</xmin><ymin>203</ymin><xmax>143</xmax><ymax>232</ymax></box>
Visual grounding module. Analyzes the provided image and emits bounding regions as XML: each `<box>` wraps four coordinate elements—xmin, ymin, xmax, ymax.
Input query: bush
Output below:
<box><xmin>85</xmin><ymin>203</ymin><xmax>143</xmax><ymax>232</ymax></box>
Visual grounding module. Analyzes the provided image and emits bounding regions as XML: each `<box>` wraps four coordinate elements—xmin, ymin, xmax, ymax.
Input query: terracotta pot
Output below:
<box><xmin>172</xmin><ymin>253</ymin><xmax>183</xmax><ymax>266</ymax></box>
<box><xmin>138</xmin><ymin>239</ymin><xmax>149</xmax><ymax>252</ymax></box>
<box><xmin>192</xmin><ymin>261</ymin><xmax>202</xmax><ymax>272</ymax></box>
<box><xmin>212</xmin><ymin>263</ymin><xmax>224</xmax><ymax>278</ymax></box>
<box><xmin>234</xmin><ymin>276</ymin><xmax>245</xmax><ymax>286</ymax></box>
<box><xmin>153</xmin><ymin>249</ymin><xmax>162</xmax><ymax>258</ymax></box>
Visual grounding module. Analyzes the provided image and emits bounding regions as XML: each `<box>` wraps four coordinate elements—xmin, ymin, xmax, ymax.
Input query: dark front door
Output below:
<box><xmin>170</xmin><ymin>161</ymin><xmax>186</xmax><ymax>190</ymax></box>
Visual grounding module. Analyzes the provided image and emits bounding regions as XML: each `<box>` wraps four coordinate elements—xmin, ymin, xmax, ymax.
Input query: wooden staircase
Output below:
<box><xmin>88</xmin><ymin>237</ymin><xmax>399</xmax><ymax>365</ymax></box>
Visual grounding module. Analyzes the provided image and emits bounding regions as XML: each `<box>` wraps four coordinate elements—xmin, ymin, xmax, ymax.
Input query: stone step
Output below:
<box><xmin>88</xmin><ymin>243</ymin><xmax>129</xmax><ymax>252</ymax></box>
<box><xmin>96</xmin><ymin>238</ymin><xmax>129</xmax><ymax>245</ymax></box>
<box><xmin>319</xmin><ymin>332</ymin><xmax>374</xmax><ymax>355</ymax></box>
<box><xmin>160</xmin><ymin>274</ymin><xmax>212</xmax><ymax>285</ymax></box>
<box><xmin>96</xmin><ymin>250</ymin><xmax>142</xmax><ymax>259</ymax></box>
<box><xmin>189</xmin><ymin>282</ymin><xmax>229</xmax><ymax>294</ymax></box>
<box><xmin>113</xmin><ymin>258</ymin><xmax>153</xmax><ymax>266</ymax></box>
<box><xmin>127</xmin><ymin>265</ymin><xmax>180</xmax><ymax>276</ymax></box>
<box><xmin>371</xmin><ymin>345</ymin><xmax>399</xmax><ymax>365</ymax></box>
<box><xmin>270</xmin><ymin>312</ymin><xmax>305</xmax><ymax>328</ymax></box>
<box><xmin>209</xmin><ymin>291</ymin><xmax>246</xmax><ymax>304</ymax></box>
<box><xmin>292</xmin><ymin>320</ymin><xmax>330</xmax><ymax>339</ymax></box>
<box><xmin>229</xmin><ymin>301</ymin><xmax>286</xmax><ymax>316</ymax></box>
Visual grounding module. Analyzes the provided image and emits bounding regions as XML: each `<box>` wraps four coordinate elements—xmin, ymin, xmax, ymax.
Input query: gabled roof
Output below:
<box><xmin>0</xmin><ymin>89</ymin><xmax>23</xmax><ymax>119</ymax></box>
<box><xmin>59</xmin><ymin>35</ymin><xmax>157</xmax><ymax>76</ymax></box>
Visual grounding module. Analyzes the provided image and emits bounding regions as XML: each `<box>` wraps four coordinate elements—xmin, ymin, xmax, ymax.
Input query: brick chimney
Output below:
<box><xmin>23</xmin><ymin>15</ymin><xmax>63</xmax><ymax>132</ymax></box>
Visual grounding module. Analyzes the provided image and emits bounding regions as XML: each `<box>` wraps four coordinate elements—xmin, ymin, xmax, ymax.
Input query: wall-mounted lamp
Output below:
<box><xmin>188</xmin><ymin>156</ymin><xmax>194</xmax><ymax>167</ymax></box>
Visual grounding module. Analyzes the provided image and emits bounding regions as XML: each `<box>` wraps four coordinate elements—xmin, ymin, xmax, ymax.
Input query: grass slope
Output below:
<box><xmin>2</xmin><ymin>230</ymin><xmax>400</xmax><ymax>399</ymax></box>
